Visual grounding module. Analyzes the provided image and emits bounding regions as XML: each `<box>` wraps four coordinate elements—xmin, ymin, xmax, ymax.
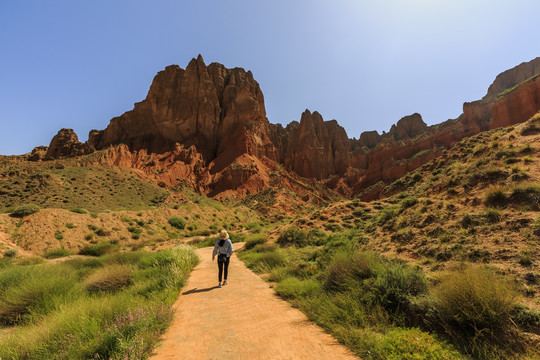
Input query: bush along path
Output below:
<box><xmin>150</xmin><ymin>245</ymin><xmax>359</xmax><ymax>360</ymax></box>
<box><xmin>0</xmin><ymin>246</ymin><xmax>199</xmax><ymax>360</ymax></box>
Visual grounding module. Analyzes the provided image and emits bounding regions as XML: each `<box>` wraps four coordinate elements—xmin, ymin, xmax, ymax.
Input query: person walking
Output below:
<box><xmin>212</xmin><ymin>229</ymin><xmax>234</xmax><ymax>288</ymax></box>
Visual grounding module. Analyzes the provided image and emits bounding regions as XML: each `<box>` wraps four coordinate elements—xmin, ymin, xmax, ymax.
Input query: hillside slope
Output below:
<box><xmin>274</xmin><ymin>112</ymin><xmax>540</xmax><ymax>304</ymax></box>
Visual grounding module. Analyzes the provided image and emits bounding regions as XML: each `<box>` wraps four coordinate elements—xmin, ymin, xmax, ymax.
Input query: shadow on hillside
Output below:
<box><xmin>182</xmin><ymin>286</ymin><xmax>220</xmax><ymax>295</ymax></box>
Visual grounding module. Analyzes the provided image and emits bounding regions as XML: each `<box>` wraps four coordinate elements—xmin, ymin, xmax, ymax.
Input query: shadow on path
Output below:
<box><xmin>182</xmin><ymin>286</ymin><xmax>219</xmax><ymax>295</ymax></box>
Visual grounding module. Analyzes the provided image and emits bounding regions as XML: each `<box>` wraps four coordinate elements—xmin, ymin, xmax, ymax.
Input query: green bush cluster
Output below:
<box><xmin>168</xmin><ymin>216</ymin><xmax>186</xmax><ymax>229</ymax></box>
<box><xmin>70</xmin><ymin>207</ymin><xmax>88</xmax><ymax>214</ymax></box>
<box><xmin>239</xmin><ymin>226</ymin><xmax>533</xmax><ymax>359</ymax></box>
<box><xmin>44</xmin><ymin>248</ymin><xmax>73</xmax><ymax>259</ymax></box>
<box><xmin>79</xmin><ymin>242</ymin><xmax>119</xmax><ymax>257</ymax></box>
<box><xmin>276</xmin><ymin>227</ymin><xmax>327</xmax><ymax>247</ymax></box>
<box><xmin>276</xmin><ymin>226</ymin><xmax>307</xmax><ymax>246</ymax></box>
<box><xmin>244</xmin><ymin>235</ymin><xmax>267</xmax><ymax>250</ymax></box>
<box><xmin>0</xmin><ymin>245</ymin><xmax>198</xmax><ymax>359</ymax></box>
<box><xmin>10</xmin><ymin>204</ymin><xmax>40</xmax><ymax>218</ymax></box>
<box><xmin>484</xmin><ymin>183</ymin><xmax>540</xmax><ymax>210</ymax></box>
<box><xmin>427</xmin><ymin>266</ymin><xmax>521</xmax><ymax>358</ymax></box>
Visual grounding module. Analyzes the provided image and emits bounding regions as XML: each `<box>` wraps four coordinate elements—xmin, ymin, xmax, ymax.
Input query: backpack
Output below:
<box><xmin>217</xmin><ymin>239</ymin><xmax>227</xmax><ymax>263</ymax></box>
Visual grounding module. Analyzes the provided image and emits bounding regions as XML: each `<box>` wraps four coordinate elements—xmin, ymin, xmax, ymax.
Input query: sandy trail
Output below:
<box><xmin>150</xmin><ymin>245</ymin><xmax>359</xmax><ymax>360</ymax></box>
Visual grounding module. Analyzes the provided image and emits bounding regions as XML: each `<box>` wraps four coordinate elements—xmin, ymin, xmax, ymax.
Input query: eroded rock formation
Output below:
<box><xmin>39</xmin><ymin>56</ymin><xmax>540</xmax><ymax>201</ymax></box>
<box><xmin>44</xmin><ymin>129</ymin><xmax>94</xmax><ymax>160</ymax></box>
<box><xmin>88</xmin><ymin>55</ymin><xmax>278</xmax><ymax>166</ymax></box>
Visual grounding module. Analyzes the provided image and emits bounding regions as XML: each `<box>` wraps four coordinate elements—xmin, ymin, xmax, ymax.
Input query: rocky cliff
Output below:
<box><xmin>484</xmin><ymin>57</ymin><xmax>540</xmax><ymax>101</ymax></box>
<box><xmin>88</xmin><ymin>55</ymin><xmax>278</xmax><ymax>166</ymax></box>
<box><xmin>44</xmin><ymin>129</ymin><xmax>95</xmax><ymax>160</ymax></box>
<box><xmin>36</xmin><ymin>56</ymin><xmax>540</xmax><ymax>201</ymax></box>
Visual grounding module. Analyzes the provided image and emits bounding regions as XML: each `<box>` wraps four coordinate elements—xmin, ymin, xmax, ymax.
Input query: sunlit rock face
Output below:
<box><xmin>41</xmin><ymin>56</ymin><xmax>540</xmax><ymax>200</ymax></box>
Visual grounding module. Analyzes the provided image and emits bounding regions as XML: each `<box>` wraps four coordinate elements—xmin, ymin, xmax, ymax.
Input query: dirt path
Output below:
<box><xmin>150</xmin><ymin>245</ymin><xmax>360</xmax><ymax>360</ymax></box>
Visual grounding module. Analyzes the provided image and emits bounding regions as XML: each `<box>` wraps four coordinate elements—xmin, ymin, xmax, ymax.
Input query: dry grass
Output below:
<box><xmin>85</xmin><ymin>264</ymin><xmax>133</xmax><ymax>292</ymax></box>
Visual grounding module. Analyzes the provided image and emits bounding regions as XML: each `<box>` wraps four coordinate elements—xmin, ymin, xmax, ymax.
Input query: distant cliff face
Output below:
<box><xmin>37</xmin><ymin>56</ymin><xmax>540</xmax><ymax>200</ymax></box>
<box><xmin>484</xmin><ymin>57</ymin><xmax>540</xmax><ymax>101</ymax></box>
<box><xmin>282</xmin><ymin>110</ymin><xmax>350</xmax><ymax>179</ymax></box>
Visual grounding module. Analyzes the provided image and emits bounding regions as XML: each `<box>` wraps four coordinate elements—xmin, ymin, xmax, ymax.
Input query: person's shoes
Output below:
<box><xmin>223</xmin><ymin>280</ymin><xmax>229</xmax><ymax>285</ymax></box>
<box><xmin>218</xmin><ymin>282</ymin><xmax>222</xmax><ymax>288</ymax></box>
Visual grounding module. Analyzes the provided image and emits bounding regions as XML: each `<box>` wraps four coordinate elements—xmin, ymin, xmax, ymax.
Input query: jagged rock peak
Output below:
<box><xmin>358</xmin><ymin>130</ymin><xmax>381</xmax><ymax>149</ymax></box>
<box><xmin>44</xmin><ymin>128</ymin><xmax>95</xmax><ymax>160</ymax></box>
<box><xmin>389</xmin><ymin>113</ymin><xmax>428</xmax><ymax>141</ymax></box>
<box><xmin>86</xmin><ymin>56</ymin><xmax>277</xmax><ymax>163</ymax></box>
<box><xmin>284</xmin><ymin>110</ymin><xmax>350</xmax><ymax>179</ymax></box>
<box><xmin>484</xmin><ymin>57</ymin><xmax>540</xmax><ymax>100</ymax></box>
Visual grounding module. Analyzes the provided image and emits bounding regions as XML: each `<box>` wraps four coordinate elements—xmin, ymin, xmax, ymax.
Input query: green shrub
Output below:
<box><xmin>3</xmin><ymin>249</ymin><xmax>18</xmax><ymax>258</ymax></box>
<box><xmin>244</xmin><ymin>235</ymin><xmax>267</xmax><ymax>250</ymax></box>
<box><xmin>510</xmin><ymin>304</ymin><xmax>540</xmax><ymax>331</ymax></box>
<box><xmin>44</xmin><ymin>248</ymin><xmax>73</xmax><ymax>259</ymax></box>
<box><xmin>306</xmin><ymin>229</ymin><xmax>327</xmax><ymax>245</ymax></box>
<box><xmin>94</xmin><ymin>228</ymin><xmax>110</xmax><ymax>237</ymax></box>
<box><xmin>483</xmin><ymin>208</ymin><xmax>501</xmax><ymax>223</ymax></box>
<box><xmin>15</xmin><ymin>257</ymin><xmax>44</xmax><ymax>266</ymax></box>
<box><xmin>484</xmin><ymin>186</ymin><xmax>507</xmax><ymax>208</ymax></box>
<box><xmin>85</xmin><ymin>264</ymin><xmax>132</xmax><ymax>292</ymax></box>
<box><xmin>241</xmin><ymin>249</ymin><xmax>288</xmax><ymax>272</ymax></box>
<box><xmin>54</xmin><ymin>230</ymin><xmax>64</xmax><ymax>241</ymax></box>
<box><xmin>276</xmin><ymin>227</ymin><xmax>308</xmax><ymax>247</ymax></box>
<box><xmin>168</xmin><ymin>216</ymin><xmax>186</xmax><ymax>229</ymax></box>
<box><xmin>518</xmin><ymin>250</ymin><xmax>533</xmax><ymax>266</ymax></box>
<box><xmin>79</xmin><ymin>242</ymin><xmax>118</xmax><ymax>257</ymax></box>
<box><xmin>534</xmin><ymin>216</ymin><xmax>540</xmax><ymax>237</ymax></box>
<box><xmin>252</xmin><ymin>243</ymin><xmax>278</xmax><ymax>253</ymax></box>
<box><xmin>11</xmin><ymin>204</ymin><xmax>40</xmax><ymax>218</ymax></box>
<box><xmin>520</xmin><ymin>122</ymin><xmax>540</xmax><ymax>136</ymax></box>
<box><xmin>399</xmin><ymin>196</ymin><xmax>418</xmax><ymax>210</ymax></box>
<box><xmin>70</xmin><ymin>207</ymin><xmax>88</xmax><ymax>214</ymax></box>
<box><xmin>460</xmin><ymin>213</ymin><xmax>477</xmax><ymax>229</ymax></box>
<box><xmin>324</xmin><ymin>252</ymin><xmax>373</xmax><ymax>291</ymax></box>
<box><xmin>377</xmin><ymin>207</ymin><xmax>398</xmax><ymax>226</ymax></box>
<box><xmin>508</xmin><ymin>183</ymin><xmax>540</xmax><ymax>210</ymax></box>
<box><xmin>432</xmin><ymin>266</ymin><xmax>519</xmax><ymax>351</ymax></box>
<box><xmin>256</xmin><ymin>251</ymin><xmax>287</xmax><ymax>269</ymax></box>
<box><xmin>391</xmin><ymin>229</ymin><xmax>414</xmax><ymax>244</ymax></box>
<box><xmin>324</xmin><ymin>223</ymin><xmax>342</xmax><ymax>232</ymax></box>
<box><xmin>373</xmin><ymin>262</ymin><xmax>427</xmax><ymax>313</ymax></box>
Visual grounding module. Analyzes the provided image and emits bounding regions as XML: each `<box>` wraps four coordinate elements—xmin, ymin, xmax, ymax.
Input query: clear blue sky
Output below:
<box><xmin>1</xmin><ymin>0</ymin><xmax>539</xmax><ymax>155</ymax></box>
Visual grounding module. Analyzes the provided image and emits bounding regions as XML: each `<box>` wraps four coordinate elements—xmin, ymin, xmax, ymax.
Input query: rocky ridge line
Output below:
<box><xmin>35</xmin><ymin>56</ymin><xmax>540</xmax><ymax>200</ymax></box>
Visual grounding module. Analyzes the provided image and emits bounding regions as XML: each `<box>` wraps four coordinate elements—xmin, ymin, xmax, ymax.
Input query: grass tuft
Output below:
<box><xmin>79</xmin><ymin>242</ymin><xmax>118</xmax><ymax>257</ymax></box>
<box><xmin>10</xmin><ymin>204</ymin><xmax>40</xmax><ymax>218</ymax></box>
<box><xmin>85</xmin><ymin>264</ymin><xmax>133</xmax><ymax>292</ymax></box>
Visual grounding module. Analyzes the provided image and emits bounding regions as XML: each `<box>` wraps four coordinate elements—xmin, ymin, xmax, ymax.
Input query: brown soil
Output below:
<box><xmin>150</xmin><ymin>245</ymin><xmax>359</xmax><ymax>360</ymax></box>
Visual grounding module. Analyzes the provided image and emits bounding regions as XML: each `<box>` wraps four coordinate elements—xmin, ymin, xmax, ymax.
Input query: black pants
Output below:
<box><xmin>218</xmin><ymin>256</ymin><xmax>230</xmax><ymax>282</ymax></box>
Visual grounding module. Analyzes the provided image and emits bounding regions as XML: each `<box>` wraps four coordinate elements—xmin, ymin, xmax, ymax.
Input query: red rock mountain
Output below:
<box><xmin>37</xmin><ymin>56</ymin><xmax>540</xmax><ymax>200</ymax></box>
